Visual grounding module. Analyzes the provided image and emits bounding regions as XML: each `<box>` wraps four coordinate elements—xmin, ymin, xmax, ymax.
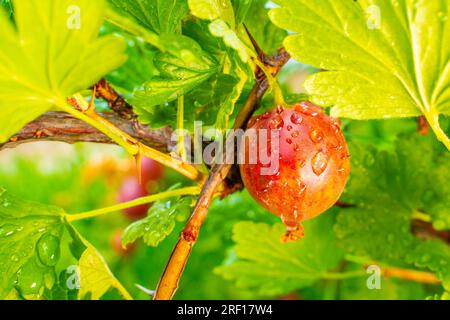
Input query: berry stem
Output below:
<box><xmin>253</xmin><ymin>59</ymin><xmax>287</xmax><ymax>107</ymax></box>
<box><xmin>66</xmin><ymin>186</ymin><xmax>200</xmax><ymax>222</ymax></box>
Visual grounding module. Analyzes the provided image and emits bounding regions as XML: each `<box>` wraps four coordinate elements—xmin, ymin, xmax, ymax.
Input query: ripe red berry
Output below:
<box><xmin>239</xmin><ymin>102</ymin><xmax>350</xmax><ymax>241</ymax></box>
<box><xmin>117</xmin><ymin>177</ymin><xmax>150</xmax><ymax>220</ymax></box>
<box><xmin>111</xmin><ymin>230</ymin><xmax>137</xmax><ymax>256</ymax></box>
<box><xmin>140</xmin><ymin>157</ymin><xmax>164</xmax><ymax>183</ymax></box>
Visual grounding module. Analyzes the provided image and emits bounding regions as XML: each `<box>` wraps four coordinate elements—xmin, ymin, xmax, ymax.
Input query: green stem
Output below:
<box><xmin>321</xmin><ymin>270</ymin><xmax>367</xmax><ymax>280</ymax></box>
<box><xmin>66</xmin><ymin>186</ymin><xmax>201</xmax><ymax>222</ymax></box>
<box><xmin>177</xmin><ymin>95</ymin><xmax>187</xmax><ymax>162</ymax></box>
<box><xmin>412</xmin><ymin>210</ymin><xmax>432</xmax><ymax>223</ymax></box>
<box><xmin>116</xmin><ymin>283</ymin><xmax>134</xmax><ymax>300</ymax></box>
<box><xmin>56</xmin><ymin>100</ymin><xmax>139</xmax><ymax>155</ymax></box>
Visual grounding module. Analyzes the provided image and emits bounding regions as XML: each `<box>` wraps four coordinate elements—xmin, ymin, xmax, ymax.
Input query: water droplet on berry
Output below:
<box><xmin>311</xmin><ymin>151</ymin><xmax>329</xmax><ymax>176</ymax></box>
<box><xmin>269</xmin><ymin>115</ymin><xmax>284</xmax><ymax>130</ymax></box>
<box><xmin>286</xmin><ymin>138</ymin><xmax>292</xmax><ymax>145</ymax></box>
<box><xmin>297</xmin><ymin>181</ymin><xmax>307</xmax><ymax>193</ymax></box>
<box><xmin>268</xmin><ymin>170</ymin><xmax>281</xmax><ymax>181</ymax></box>
<box><xmin>287</xmin><ymin>125</ymin><xmax>293</xmax><ymax>131</ymax></box>
<box><xmin>291</xmin><ymin>131</ymin><xmax>299</xmax><ymax>138</ymax></box>
<box><xmin>290</xmin><ymin>113</ymin><xmax>303</xmax><ymax>125</ymax></box>
<box><xmin>310</xmin><ymin>130</ymin><xmax>324</xmax><ymax>143</ymax></box>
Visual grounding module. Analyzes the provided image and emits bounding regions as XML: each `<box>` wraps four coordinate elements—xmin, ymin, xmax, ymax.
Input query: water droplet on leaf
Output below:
<box><xmin>0</xmin><ymin>224</ymin><xmax>23</xmax><ymax>238</ymax></box>
<box><xmin>36</xmin><ymin>234</ymin><xmax>60</xmax><ymax>267</ymax></box>
<box><xmin>16</xmin><ymin>259</ymin><xmax>45</xmax><ymax>298</ymax></box>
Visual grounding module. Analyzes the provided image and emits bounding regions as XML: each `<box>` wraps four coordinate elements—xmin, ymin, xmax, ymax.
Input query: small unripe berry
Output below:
<box><xmin>239</xmin><ymin>102</ymin><xmax>350</xmax><ymax>241</ymax></box>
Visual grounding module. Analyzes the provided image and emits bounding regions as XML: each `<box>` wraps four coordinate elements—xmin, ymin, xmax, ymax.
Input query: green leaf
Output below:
<box><xmin>105</xmin><ymin>28</ymin><xmax>160</xmax><ymax>95</ymax></box>
<box><xmin>188</xmin><ymin>0</ymin><xmax>235</xmax><ymax>29</ymax></box>
<box><xmin>122</xmin><ymin>194</ymin><xmax>192</xmax><ymax>247</ymax></box>
<box><xmin>155</xmin><ymin>35</ymin><xmax>219</xmax><ymax>78</ymax></box>
<box><xmin>188</xmin><ymin>0</ymin><xmax>254</xmax><ymax>64</ymax></box>
<box><xmin>216</xmin><ymin>213</ymin><xmax>344</xmax><ymax>296</ymax></box>
<box><xmin>66</xmin><ymin>223</ymin><xmax>133</xmax><ymax>300</ymax></box>
<box><xmin>183</xmin><ymin>20</ymin><xmax>227</xmax><ymax>55</ymax></box>
<box><xmin>132</xmin><ymin>74</ymin><xmax>213</xmax><ymax>110</ymax></box>
<box><xmin>0</xmin><ymin>188</ymin><xmax>64</xmax><ymax>299</ymax></box>
<box><xmin>231</xmin><ymin>0</ymin><xmax>255</xmax><ymax>25</ymax></box>
<box><xmin>131</xmin><ymin>34</ymin><xmax>219</xmax><ymax>117</ymax></box>
<box><xmin>209</xmin><ymin>19</ymin><xmax>252</xmax><ymax>63</ymax></box>
<box><xmin>335</xmin><ymin>135</ymin><xmax>450</xmax><ymax>291</ymax></box>
<box><xmin>187</xmin><ymin>73</ymin><xmax>240</xmax><ymax>129</ymax></box>
<box><xmin>269</xmin><ymin>0</ymin><xmax>450</xmax><ymax>149</ymax></box>
<box><xmin>0</xmin><ymin>0</ymin><xmax>126</xmax><ymax>143</ymax></box>
<box><xmin>108</xmin><ymin>0</ymin><xmax>189</xmax><ymax>34</ymax></box>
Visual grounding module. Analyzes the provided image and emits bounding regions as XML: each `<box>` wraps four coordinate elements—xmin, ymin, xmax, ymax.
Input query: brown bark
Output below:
<box><xmin>0</xmin><ymin>112</ymin><xmax>175</xmax><ymax>153</ymax></box>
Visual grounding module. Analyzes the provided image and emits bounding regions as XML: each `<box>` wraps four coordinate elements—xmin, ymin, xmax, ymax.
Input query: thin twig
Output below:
<box><xmin>154</xmin><ymin>48</ymin><xmax>290</xmax><ymax>300</ymax></box>
<box><xmin>0</xmin><ymin>112</ymin><xmax>175</xmax><ymax>152</ymax></box>
<box><xmin>411</xmin><ymin>219</ymin><xmax>450</xmax><ymax>245</ymax></box>
<box><xmin>95</xmin><ymin>79</ymin><xmax>137</xmax><ymax>120</ymax></box>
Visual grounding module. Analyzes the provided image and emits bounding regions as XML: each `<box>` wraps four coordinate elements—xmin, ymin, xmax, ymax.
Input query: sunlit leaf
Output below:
<box><xmin>0</xmin><ymin>0</ymin><xmax>126</xmax><ymax>143</ymax></box>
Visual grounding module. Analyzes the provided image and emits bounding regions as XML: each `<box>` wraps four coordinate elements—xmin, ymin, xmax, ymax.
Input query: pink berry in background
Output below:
<box><xmin>117</xmin><ymin>177</ymin><xmax>150</xmax><ymax>220</ymax></box>
<box><xmin>141</xmin><ymin>157</ymin><xmax>165</xmax><ymax>183</ymax></box>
